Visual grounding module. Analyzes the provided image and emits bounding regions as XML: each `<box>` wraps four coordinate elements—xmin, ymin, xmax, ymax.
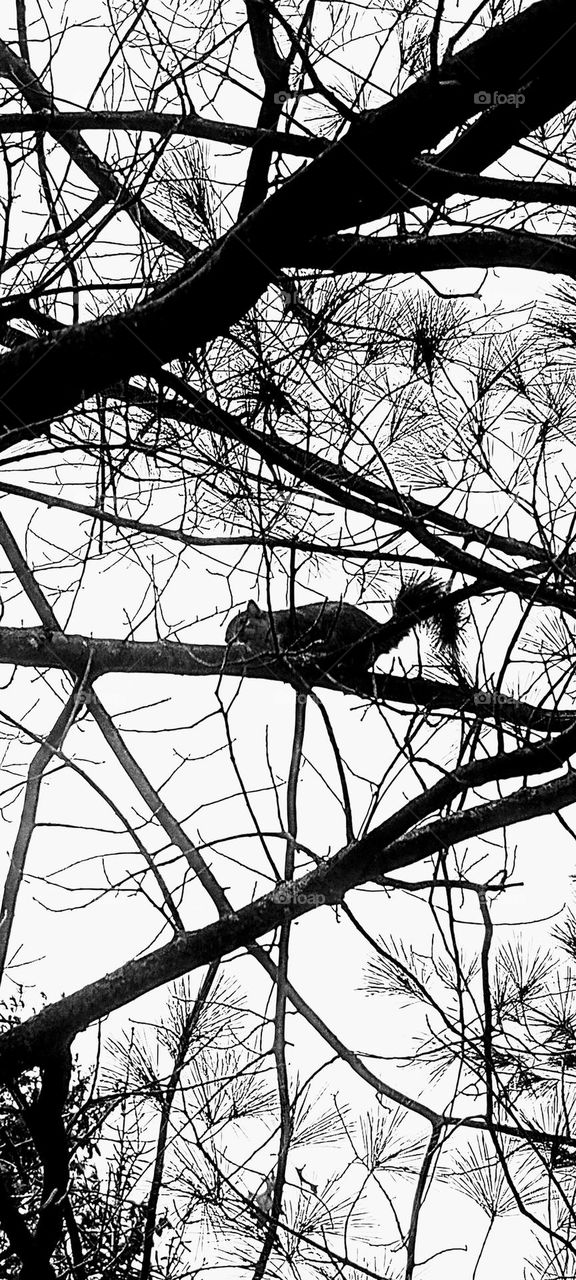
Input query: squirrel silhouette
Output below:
<box><xmin>225</xmin><ymin>575</ymin><xmax>462</xmax><ymax>677</ymax></box>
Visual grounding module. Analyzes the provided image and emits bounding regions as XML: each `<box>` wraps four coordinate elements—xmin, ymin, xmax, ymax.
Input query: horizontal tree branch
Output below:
<box><xmin>0</xmin><ymin>624</ymin><xmax>570</xmax><ymax>733</ymax></box>
<box><xmin>295</xmin><ymin>228</ymin><xmax>576</xmax><ymax>279</ymax></box>
<box><xmin>411</xmin><ymin>161</ymin><xmax>576</xmax><ymax>208</ymax></box>
<box><xmin>0</xmin><ymin>110</ymin><xmax>325</xmax><ymax>158</ymax></box>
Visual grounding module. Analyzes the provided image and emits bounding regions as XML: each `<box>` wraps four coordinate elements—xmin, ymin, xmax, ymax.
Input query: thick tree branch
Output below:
<box><xmin>1</xmin><ymin>761</ymin><xmax>576</xmax><ymax>1081</ymax></box>
<box><xmin>0</xmin><ymin>1171</ymin><xmax>49</xmax><ymax>1277</ymax></box>
<box><xmin>24</xmin><ymin>1046</ymin><xmax>72</xmax><ymax>1272</ymax></box>
<box><xmin>238</xmin><ymin>0</ymin><xmax>292</xmax><ymax>217</ymax></box>
<box><xmin>1</xmin><ymin>0</ymin><xmax>574</xmax><ymax>435</ymax></box>
<box><xmin>295</xmin><ymin>228</ymin><xmax>576</xmax><ymax>279</ymax></box>
<box><xmin>411</xmin><ymin>162</ymin><xmax>576</xmax><ymax>209</ymax></box>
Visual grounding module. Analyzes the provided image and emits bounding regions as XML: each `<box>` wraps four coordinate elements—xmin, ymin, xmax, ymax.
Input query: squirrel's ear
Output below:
<box><xmin>246</xmin><ymin>600</ymin><xmax>261</xmax><ymax>617</ymax></box>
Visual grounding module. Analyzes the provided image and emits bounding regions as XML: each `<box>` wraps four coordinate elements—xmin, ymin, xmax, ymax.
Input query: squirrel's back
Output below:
<box><xmin>225</xmin><ymin>599</ymin><xmax>379</xmax><ymax>668</ymax></box>
<box><xmin>225</xmin><ymin>577</ymin><xmax>461</xmax><ymax>674</ymax></box>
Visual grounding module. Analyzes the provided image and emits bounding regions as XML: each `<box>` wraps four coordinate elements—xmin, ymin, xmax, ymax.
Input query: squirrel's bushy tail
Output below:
<box><xmin>388</xmin><ymin>575</ymin><xmax>463</xmax><ymax>653</ymax></box>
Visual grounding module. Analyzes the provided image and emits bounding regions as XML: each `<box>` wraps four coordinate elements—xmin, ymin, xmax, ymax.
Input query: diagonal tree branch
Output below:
<box><xmin>2</xmin><ymin>760</ymin><xmax>576</xmax><ymax>1082</ymax></box>
<box><xmin>0</xmin><ymin>693</ymin><xmax>82</xmax><ymax>980</ymax></box>
<box><xmin>0</xmin><ymin>0</ymin><xmax>574</xmax><ymax>435</ymax></box>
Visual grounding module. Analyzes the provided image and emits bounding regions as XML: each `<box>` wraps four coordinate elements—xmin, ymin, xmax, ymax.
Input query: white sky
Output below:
<box><xmin>0</xmin><ymin>2</ymin><xmax>575</xmax><ymax>1278</ymax></box>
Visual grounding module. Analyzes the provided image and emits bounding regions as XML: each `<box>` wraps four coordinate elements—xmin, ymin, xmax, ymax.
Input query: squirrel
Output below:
<box><xmin>225</xmin><ymin>575</ymin><xmax>462</xmax><ymax>677</ymax></box>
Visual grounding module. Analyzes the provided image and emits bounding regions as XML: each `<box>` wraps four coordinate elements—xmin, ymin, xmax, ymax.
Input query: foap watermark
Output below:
<box><xmin>280</xmin><ymin>286</ymin><xmax>300</xmax><ymax>308</ymax></box>
<box><xmin>274</xmin><ymin>89</ymin><xmax>306</xmax><ymax>105</ymax></box>
<box><xmin>474</xmin><ymin>90</ymin><xmax>525</xmax><ymax>108</ymax></box>
<box><xmin>274</xmin><ymin>884</ymin><xmax>325</xmax><ymax>907</ymax></box>
<box><xmin>474</xmin><ymin>690</ymin><xmax>521</xmax><ymax>707</ymax></box>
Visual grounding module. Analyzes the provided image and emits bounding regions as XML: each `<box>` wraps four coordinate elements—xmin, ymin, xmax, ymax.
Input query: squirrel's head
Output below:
<box><xmin>225</xmin><ymin>600</ymin><xmax>262</xmax><ymax>644</ymax></box>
